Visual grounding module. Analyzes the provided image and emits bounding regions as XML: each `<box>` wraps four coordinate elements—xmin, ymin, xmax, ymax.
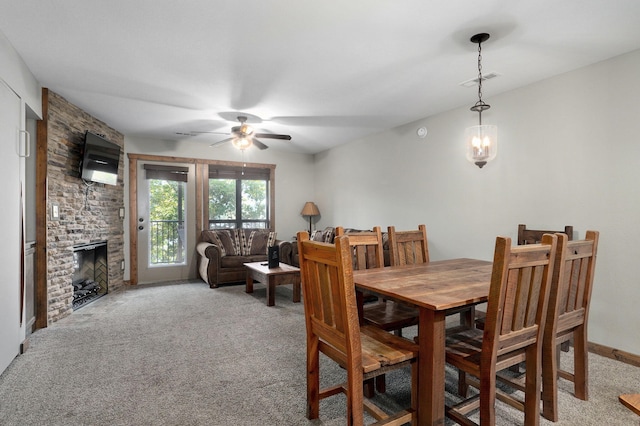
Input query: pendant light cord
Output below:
<box><xmin>470</xmin><ymin>35</ymin><xmax>490</xmax><ymax>123</ymax></box>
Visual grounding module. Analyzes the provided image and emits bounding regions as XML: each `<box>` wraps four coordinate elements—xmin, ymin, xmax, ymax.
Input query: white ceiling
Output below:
<box><xmin>1</xmin><ymin>1</ymin><xmax>640</xmax><ymax>154</ymax></box>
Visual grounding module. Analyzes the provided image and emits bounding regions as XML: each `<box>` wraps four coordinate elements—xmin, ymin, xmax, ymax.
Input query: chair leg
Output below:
<box><xmin>460</xmin><ymin>306</ymin><xmax>475</xmax><ymax>328</ymax></box>
<box><xmin>458</xmin><ymin>369</ymin><xmax>469</xmax><ymax>397</ymax></box>
<box><xmin>375</xmin><ymin>375</ymin><xmax>386</xmax><ymax>394</ymax></box>
<box><xmin>479</xmin><ymin>369</ymin><xmax>497</xmax><ymax>425</ymax></box>
<box><xmin>542</xmin><ymin>337</ymin><xmax>560</xmax><ymax>421</ymax></box>
<box><xmin>364</xmin><ymin>379</ymin><xmax>375</xmax><ymax>398</ymax></box>
<box><xmin>524</xmin><ymin>346</ymin><xmax>542</xmax><ymax>426</ymax></box>
<box><xmin>307</xmin><ymin>337</ymin><xmax>320</xmax><ymax>420</ymax></box>
<box><xmin>410</xmin><ymin>359</ymin><xmax>418</xmax><ymax>413</ymax></box>
<box><xmin>346</xmin><ymin>361</ymin><xmax>365</xmax><ymax>426</ymax></box>
<box><xmin>573</xmin><ymin>327</ymin><xmax>589</xmax><ymax>401</ymax></box>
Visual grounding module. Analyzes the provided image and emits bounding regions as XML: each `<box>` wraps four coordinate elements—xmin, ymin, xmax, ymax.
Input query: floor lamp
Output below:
<box><xmin>300</xmin><ymin>202</ymin><xmax>320</xmax><ymax>235</ymax></box>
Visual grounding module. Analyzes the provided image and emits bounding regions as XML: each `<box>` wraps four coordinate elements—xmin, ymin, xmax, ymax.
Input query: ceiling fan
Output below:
<box><xmin>206</xmin><ymin>116</ymin><xmax>291</xmax><ymax>150</ymax></box>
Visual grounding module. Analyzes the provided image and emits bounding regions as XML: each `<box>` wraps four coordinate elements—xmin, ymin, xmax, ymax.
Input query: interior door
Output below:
<box><xmin>0</xmin><ymin>80</ymin><xmax>22</xmax><ymax>373</ymax></box>
<box><xmin>136</xmin><ymin>161</ymin><xmax>196</xmax><ymax>284</ymax></box>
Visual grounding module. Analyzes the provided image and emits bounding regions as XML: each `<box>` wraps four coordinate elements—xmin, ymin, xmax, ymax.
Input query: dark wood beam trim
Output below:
<box><xmin>195</xmin><ymin>163</ymin><xmax>205</xmax><ymax>234</ymax></box>
<box><xmin>269</xmin><ymin>167</ymin><xmax>276</xmax><ymax>231</ymax></box>
<box><xmin>34</xmin><ymin>88</ymin><xmax>48</xmax><ymax>329</ymax></box>
<box><xmin>127</xmin><ymin>155</ymin><xmax>138</xmax><ymax>285</ymax></box>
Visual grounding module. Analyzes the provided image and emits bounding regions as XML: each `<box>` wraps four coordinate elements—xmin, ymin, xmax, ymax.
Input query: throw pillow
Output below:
<box><xmin>239</xmin><ymin>229</ymin><xmax>275</xmax><ymax>256</ymax></box>
<box><xmin>320</xmin><ymin>227</ymin><xmax>335</xmax><ymax>243</ymax></box>
<box><xmin>201</xmin><ymin>230</ymin><xmax>217</xmax><ymax>244</ymax></box>
<box><xmin>310</xmin><ymin>230</ymin><xmax>323</xmax><ymax>241</ymax></box>
<box><xmin>212</xmin><ymin>230</ymin><xmax>238</xmax><ymax>256</ymax></box>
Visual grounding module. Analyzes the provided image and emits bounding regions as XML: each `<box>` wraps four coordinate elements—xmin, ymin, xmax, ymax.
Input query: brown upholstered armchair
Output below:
<box><xmin>196</xmin><ymin>229</ymin><xmax>292</xmax><ymax>288</ymax></box>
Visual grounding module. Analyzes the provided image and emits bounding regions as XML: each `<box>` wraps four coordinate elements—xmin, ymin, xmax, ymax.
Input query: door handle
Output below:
<box><xmin>138</xmin><ymin>225</ymin><xmax>144</xmax><ymax>230</ymax></box>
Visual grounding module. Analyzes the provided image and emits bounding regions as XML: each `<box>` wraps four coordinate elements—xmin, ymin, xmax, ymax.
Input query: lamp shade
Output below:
<box><xmin>301</xmin><ymin>202</ymin><xmax>320</xmax><ymax>217</ymax></box>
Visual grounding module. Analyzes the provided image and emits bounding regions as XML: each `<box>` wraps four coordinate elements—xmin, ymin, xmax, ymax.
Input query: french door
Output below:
<box><xmin>136</xmin><ymin>161</ymin><xmax>196</xmax><ymax>284</ymax></box>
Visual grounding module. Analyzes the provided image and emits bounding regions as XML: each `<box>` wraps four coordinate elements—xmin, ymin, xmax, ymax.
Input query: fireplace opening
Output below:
<box><xmin>73</xmin><ymin>241</ymin><xmax>108</xmax><ymax>310</ymax></box>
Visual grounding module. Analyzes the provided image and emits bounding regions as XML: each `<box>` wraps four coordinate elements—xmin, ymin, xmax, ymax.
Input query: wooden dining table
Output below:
<box><xmin>353</xmin><ymin>258</ymin><xmax>493</xmax><ymax>426</ymax></box>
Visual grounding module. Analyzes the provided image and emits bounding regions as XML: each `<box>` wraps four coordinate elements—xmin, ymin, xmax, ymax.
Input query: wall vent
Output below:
<box><xmin>459</xmin><ymin>71</ymin><xmax>501</xmax><ymax>88</ymax></box>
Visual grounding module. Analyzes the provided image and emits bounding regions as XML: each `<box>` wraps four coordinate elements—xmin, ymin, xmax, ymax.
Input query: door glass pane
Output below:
<box><xmin>148</xmin><ymin>179</ymin><xmax>186</xmax><ymax>265</ymax></box>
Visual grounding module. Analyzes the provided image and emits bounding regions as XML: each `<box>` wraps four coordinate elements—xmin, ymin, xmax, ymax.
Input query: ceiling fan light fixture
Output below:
<box><xmin>207</xmin><ymin>115</ymin><xmax>291</xmax><ymax>151</ymax></box>
<box><xmin>232</xmin><ymin>137</ymin><xmax>252</xmax><ymax>150</ymax></box>
<box><xmin>465</xmin><ymin>32</ymin><xmax>498</xmax><ymax>169</ymax></box>
<box><xmin>239</xmin><ymin>123</ymin><xmax>253</xmax><ymax>135</ymax></box>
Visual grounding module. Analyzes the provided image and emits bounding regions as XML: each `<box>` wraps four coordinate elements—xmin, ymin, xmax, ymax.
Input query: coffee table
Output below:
<box><xmin>244</xmin><ymin>262</ymin><xmax>301</xmax><ymax>307</ymax></box>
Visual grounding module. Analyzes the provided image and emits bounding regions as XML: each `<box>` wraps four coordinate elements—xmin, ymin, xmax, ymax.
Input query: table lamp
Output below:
<box><xmin>300</xmin><ymin>202</ymin><xmax>320</xmax><ymax>235</ymax></box>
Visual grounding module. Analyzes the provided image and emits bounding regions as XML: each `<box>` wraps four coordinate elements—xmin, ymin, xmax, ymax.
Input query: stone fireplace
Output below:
<box><xmin>72</xmin><ymin>241</ymin><xmax>108</xmax><ymax>310</ymax></box>
<box><xmin>44</xmin><ymin>90</ymin><xmax>125</xmax><ymax>325</ymax></box>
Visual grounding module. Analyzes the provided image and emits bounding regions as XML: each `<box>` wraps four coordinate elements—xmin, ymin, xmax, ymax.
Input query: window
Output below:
<box><xmin>208</xmin><ymin>165</ymin><xmax>270</xmax><ymax>229</ymax></box>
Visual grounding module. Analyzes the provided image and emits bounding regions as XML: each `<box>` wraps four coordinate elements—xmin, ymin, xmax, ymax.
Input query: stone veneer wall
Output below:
<box><xmin>46</xmin><ymin>91</ymin><xmax>125</xmax><ymax>324</ymax></box>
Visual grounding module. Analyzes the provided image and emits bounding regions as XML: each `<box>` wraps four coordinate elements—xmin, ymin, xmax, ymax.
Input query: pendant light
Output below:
<box><xmin>465</xmin><ymin>33</ymin><xmax>497</xmax><ymax>168</ymax></box>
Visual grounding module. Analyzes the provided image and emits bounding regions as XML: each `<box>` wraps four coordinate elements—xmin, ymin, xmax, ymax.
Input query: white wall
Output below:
<box><xmin>315</xmin><ymin>49</ymin><xmax>640</xmax><ymax>355</ymax></box>
<box><xmin>124</xmin><ymin>137</ymin><xmax>316</xmax><ymax>278</ymax></box>
<box><xmin>0</xmin><ymin>32</ymin><xmax>41</xmax><ymax>119</ymax></box>
<box><xmin>0</xmin><ymin>30</ymin><xmax>42</xmax><ymax>375</ymax></box>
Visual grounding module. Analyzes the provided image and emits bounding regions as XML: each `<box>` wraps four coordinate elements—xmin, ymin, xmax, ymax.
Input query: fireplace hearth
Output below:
<box><xmin>73</xmin><ymin>241</ymin><xmax>108</xmax><ymax>310</ymax></box>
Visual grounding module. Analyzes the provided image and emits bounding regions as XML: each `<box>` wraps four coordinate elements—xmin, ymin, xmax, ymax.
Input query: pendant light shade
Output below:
<box><xmin>465</xmin><ymin>124</ymin><xmax>497</xmax><ymax>168</ymax></box>
<box><xmin>465</xmin><ymin>33</ymin><xmax>497</xmax><ymax>168</ymax></box>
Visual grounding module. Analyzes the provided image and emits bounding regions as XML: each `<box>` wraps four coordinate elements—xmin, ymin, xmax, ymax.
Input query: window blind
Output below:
<box><xmin>208</xmin><ymin>165</ymin><xmax>270</xmax><ymax>180</ymax></box>
<box><xmin>143</xmin><ymin>164</ymin><xmax>189</xmax><ymax>182</ymax></box>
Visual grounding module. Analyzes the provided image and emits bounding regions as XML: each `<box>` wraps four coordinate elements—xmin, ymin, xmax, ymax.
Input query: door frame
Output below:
<box><xmin>127</xmin><ymin>153</ymin><xmax>275</xmax><ymax>285</ymax></box>
<box><xmin>128</xmin><ymin>154</ymin><xmax>201</xmax><ymax>285</ymax></box>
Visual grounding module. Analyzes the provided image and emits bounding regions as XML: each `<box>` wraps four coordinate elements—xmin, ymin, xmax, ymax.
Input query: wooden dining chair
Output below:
<box><xmin>335</xmin><ymin>226</ymin><xmax>385</xmax><ymax>272</ymax></box>
<box><xmin>388</xmin><ymin>224</ymin><xmax>430</xmax><ymax>266</ymax></box>
<box><xmin>357</xmin><ymin>224</ymin><xmax>430</xmax><ymax>336</ymax></box>
<box><xmin>478</xmin><ymin>224</ymin><xmax>574</xmax><ymax>339</ymax></box>
<box><xmin>541</xmin><ymin>230</ymin><xmax>599</xmax><ymax>421</ymax></box>
<box><xmin>482</xmin><ymin>231</ymin><xmax>599</xmax><ymax>422</ymax></box>
<box><xmin>335</xmin><ymin>226</ymin><xmax>420</xmax><ymax>337</ymax></box>
<box><xmin>296</xmin><ymin>231</ymin><xmax>418</xmax><ymax>425</ymax></box>
<box><xmin>335</xmin><ymin>226</ymin><xmax>416</xmax><ymax>396</ymax></box>
<box><xmin>387</xmin><ymin>224</ymin><xmax>476</xmax><ymax>330</ymax></box>
<box><xmin>445</xmin><ymin>234</ymin><xmax>558</xmax><ymax>426</ymax></box>
<box><xmin>518</xmin><ymin>223</ymin><xmax>573</xmax><ymax>245</ymax></box>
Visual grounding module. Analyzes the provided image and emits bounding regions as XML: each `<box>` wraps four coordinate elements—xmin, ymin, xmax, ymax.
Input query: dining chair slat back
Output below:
<box><xmin>353</xmin><ymin>226</ymin><xmax>430</xmax><ymax>337</ymax></box>
<box><xmin>388</xmin><ymin>224</ymin><xmax>429</xmax><ymax>266</ymax></box>
<box><xmin>477</xmin><ymin>224</ymin><xmax>574</xmax><ymax>332</ymax></box>
<box><xmin>335</xmin><ymin>226</ymin><xmax>385</xmax><ymax>271</ymax></box>
<box><xmin>542</xmin><ymin>230</ymin><xmax>599</xmax><ymax>421</ymax></box>
<box><xmin>445</xmin><ymin>234</ymin><xmax>558</xmax><ymax>426</ymax></box>
<box><xmin>518</xmin><ymin>223</ymin><xmax>573</xmax><ymax>245</ymax></box>
<box><xmin>296</xmin><ymin>231</ymin><xmax>418</xmax><ymax>425</ymax></box>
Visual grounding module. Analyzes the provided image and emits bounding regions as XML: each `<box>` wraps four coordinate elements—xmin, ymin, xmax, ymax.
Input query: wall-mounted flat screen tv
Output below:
<box><xmin>80</xmin><ymin>131</ymin><xmax>121</xmax><ymax>186</ymax></box>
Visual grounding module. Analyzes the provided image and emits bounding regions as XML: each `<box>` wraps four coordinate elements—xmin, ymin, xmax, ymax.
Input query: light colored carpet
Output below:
<box><xmin>0</xmin><ymin>280</ymin><xmax>638</xmax><ymax>425</ymax></box>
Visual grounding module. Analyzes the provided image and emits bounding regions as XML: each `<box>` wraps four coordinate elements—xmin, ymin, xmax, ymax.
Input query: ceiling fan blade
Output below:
<box><xmin>254</xmin><ymin>133</ymin><xmax>291</xmax><ymax>140</ymax></box>
<box><xmin>209</xmin><ymin>137</ymin><xmax>233</xmax><ymax>148</ymax></box>
<box><xmin>252</xmin><ymin>139</ymin><xmax>269</xmax><ymax>150</ymax></box>
<box><xmin>191</xmin><ymin>131</ymin><xmax>230</xmax><ymax>135</ymax></box>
